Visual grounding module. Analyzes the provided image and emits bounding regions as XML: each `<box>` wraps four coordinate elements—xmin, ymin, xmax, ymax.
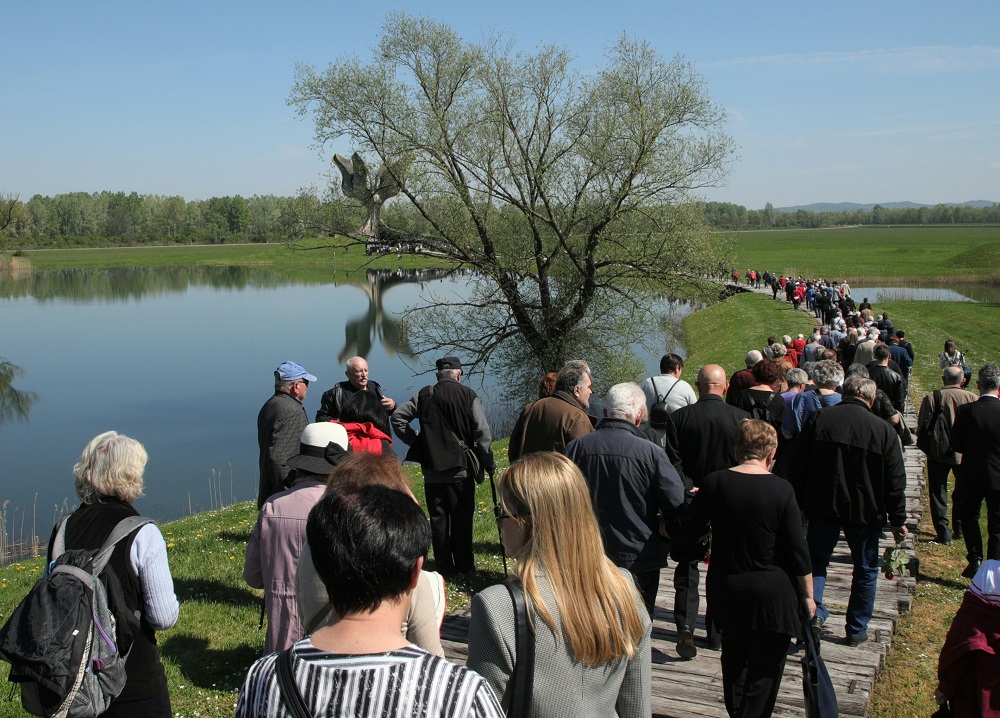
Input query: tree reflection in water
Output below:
<box><xmin>0</xmin><ymin>358</ymin><xmax>36</xmax><ymax>428</ymax></box>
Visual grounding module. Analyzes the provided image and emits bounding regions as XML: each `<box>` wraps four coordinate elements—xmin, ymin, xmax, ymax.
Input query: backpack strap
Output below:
<box><xmin>91</xmin><ymin>516</ymin><xmax>154</xmax><ymax>576</ymax></box>
<box><xmin>50</xmin><ymin>515</ymin><xmax>72</xmax><ymax>564</ymax></box>
<box><xmin>505</xmin><ymin>579</ymin><xmax>535</xmax><ymax>718</ymax></box>
<box><xmin>276</xmin><ymin>648</ymin><xmax>312</xmax><ymax>718</ymax></box>
<box><xmin>650</xmin><ymin>376</ymin><xmax>679</xmax><ymax>404</ymax></box>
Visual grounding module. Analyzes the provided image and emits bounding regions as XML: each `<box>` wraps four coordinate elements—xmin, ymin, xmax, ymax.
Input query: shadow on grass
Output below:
<box><xmin>916</xmin><ymin>570</ymin><xmax>968</xmax><ymax>592</ymax></box>
<box><xmin>218</xmin><ymin>529</ymin><xmax>253</xmax><ymax>543</ymax></box>
<box><xmin>160</xmin><ymin>634</ymin><xmax>260</xmax><ymax>692</ymax></box>
<box><xmin>174</xmin><ymin>577</ymin><xmax>261</xmax><ymax>608</ymax></box>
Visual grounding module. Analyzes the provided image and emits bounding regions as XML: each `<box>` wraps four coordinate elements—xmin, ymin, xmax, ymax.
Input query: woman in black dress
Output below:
<box><xmin>686</xmin><ymin>419</ymin><xmax>815</xmax><ymax>718</ymax></box>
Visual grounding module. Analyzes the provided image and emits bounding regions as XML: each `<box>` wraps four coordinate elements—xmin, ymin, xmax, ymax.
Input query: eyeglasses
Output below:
<box><xmin>493</xmin><ymin>505</ymin><xmax>508</xmax><ymax>523</ymax></box>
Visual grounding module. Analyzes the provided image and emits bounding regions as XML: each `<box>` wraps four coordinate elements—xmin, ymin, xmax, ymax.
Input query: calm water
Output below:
<box><xmin>0</xmin><ymin>266</ymin><xmax>691</xmax><ymax>539</ymax></box>
<box><xmin>851</xmin><ymin>284</ymin><xmax>1000</xmax><ymax>303</ymax></box>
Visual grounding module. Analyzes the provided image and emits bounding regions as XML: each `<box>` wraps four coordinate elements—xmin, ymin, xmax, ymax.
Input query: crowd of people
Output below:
<box><xmin>28</xmin><ymin>280</ymin><xmax>1000</xmax><ymax>717</ymax></box>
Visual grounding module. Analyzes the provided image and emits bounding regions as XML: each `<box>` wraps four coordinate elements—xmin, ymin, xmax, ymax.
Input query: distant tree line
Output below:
<box><xmin>700</xmin><ymin>201</ymin><xmax>1000</xmax><ymax>230</ymax></box>
<box><xmin>1</xmin><ymin>192</ymin><xmax>329</xmax><ymax>248</ymax></box>
<box><xmin>2</xmin><ymin>191</ymin><xmax>998</xmax><ymax>250</ymax></box>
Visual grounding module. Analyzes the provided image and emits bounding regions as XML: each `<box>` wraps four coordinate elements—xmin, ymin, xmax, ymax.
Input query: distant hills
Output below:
<box><xmin>776</xmin><ymin>200</ymin><xmax>996</xmax><ymax>213</ymax></box>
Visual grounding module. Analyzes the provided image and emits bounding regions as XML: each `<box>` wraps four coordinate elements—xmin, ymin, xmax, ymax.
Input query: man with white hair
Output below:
<box><xmin>316</xmin><ymin>355</ymin><xmax>396</xmax><ymax>422</ymax></box>
<box><xmin>565</xmin><ymin>382</ymin><xmax>686</xmax><ymax>615</ymax></box>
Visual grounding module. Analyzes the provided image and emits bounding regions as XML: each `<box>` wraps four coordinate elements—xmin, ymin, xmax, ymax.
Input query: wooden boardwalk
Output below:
<box><xmin>441</xmin><ymin>286</ymin><xmax>925</xmax><ymax>716</ymax></box>
<box><xmin>441</xmin><ymin>421</ymin><xmax>923</xmax><ymax>717</ymax></box>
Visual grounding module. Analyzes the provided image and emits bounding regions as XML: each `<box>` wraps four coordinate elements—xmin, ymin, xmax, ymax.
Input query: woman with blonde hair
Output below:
<box><xmin>467</xmin><ymin>452</ymin><xmax>650</xmax><ymax>718</ymax></box>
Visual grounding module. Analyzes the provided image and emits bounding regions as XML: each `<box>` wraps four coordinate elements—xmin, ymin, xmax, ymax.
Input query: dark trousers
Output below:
<box><xmin>105</xmin><ymin>686</ymin><xmax>171</xmax><ymax>718</ymax></box>
<box><xmin>927</xmin><ymin>460</ymin><xmax>962</xmax><ymax>540</ymax></box>
<box><xmin>425</xmin><ymin>477</ymin><xmax>476</xmax><ymax>573</ymax></box>
<box><xmin>721</xmin><ymin>630</ymin><xmax>791</xmax><ymax>718</ymax></box>
<box><xmin>959</xmin><ymin>481</ymin><xmax>1000</xmax><ymax>562</ymax></box>
<box><xmin>673</xmin><ymin>559</ymin><xmax>720</xmax><ymax>642</ymax></box>
<box><xmin>631</xmin><ymin>569</ymin><xmax>661</xmax><ymax>617</ymax></box>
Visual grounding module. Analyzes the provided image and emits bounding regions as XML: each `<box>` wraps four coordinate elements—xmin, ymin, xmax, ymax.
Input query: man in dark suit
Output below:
<box><xmin>950</xmin><ymin>363</ymin><xmax>1000</xmax><ymax>577</ymax></box>
<box><xmin>664</xmin><ymin>364</ymin><xmax>749</xmax><ymax>658</ymax></box>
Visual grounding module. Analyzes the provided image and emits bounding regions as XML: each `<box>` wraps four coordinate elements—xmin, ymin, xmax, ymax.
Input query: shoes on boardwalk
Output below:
<box><xmin>845</xmin><ymin>632</ymin><xmax>869</xmax><ymax>647</ymax></box>
<box><xmin>676</xmin><ymin>628</ymin><xmax>697</xmax><ymax>659</ymax></box>
<box><xmin>962</xmin><ymin>560</ymin><xmax>981</xmax><ymax>579</ymax></box>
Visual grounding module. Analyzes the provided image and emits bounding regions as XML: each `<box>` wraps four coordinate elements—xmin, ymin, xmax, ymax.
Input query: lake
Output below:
<box><xmin>0</xmin><ymin>265</ymin><xmax>692</xmax><ymax>549</ymax></box>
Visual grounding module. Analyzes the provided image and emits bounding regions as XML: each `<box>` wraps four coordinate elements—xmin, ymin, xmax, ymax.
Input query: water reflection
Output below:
<box><xmin>341</xmin><ymin>268</ymin><xmax>458</xmax><ymax>362</ymax></box>
<box><xmin>852</xmin><ymin>283</ymin><xmax>1000</xmax><ymax>304</ymax></box>
<box><xmin>0</xmin><ymin>358</ymin><xmax>36</xmax><ymax>427</ymax></box>
<box><xmin>0</xmin><ymin>265</ymin><xmax>315</xmax><ymax>303</ymax></box>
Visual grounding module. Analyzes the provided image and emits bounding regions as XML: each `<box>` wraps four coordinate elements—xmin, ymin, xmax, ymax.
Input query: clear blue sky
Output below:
<box><xmin>4</xmin><ymin>0</ymin><xmax>998</xmax><ymax>209</ymax></box>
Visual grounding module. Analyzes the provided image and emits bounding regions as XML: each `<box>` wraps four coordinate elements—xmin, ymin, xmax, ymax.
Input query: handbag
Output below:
<box><xmin>800</xmin><ymin>615</ymin><xmax>838</xmax><ymax>718</ymax></box>
<box><xmin>504</xmin><ymin>580</ymin><xmax>535</xmax><ymax>718</ymax></box>
<box><xmin>275</xmin><ymin>647</ymin><xmax>313</xmax><ymax>718</ymax></box>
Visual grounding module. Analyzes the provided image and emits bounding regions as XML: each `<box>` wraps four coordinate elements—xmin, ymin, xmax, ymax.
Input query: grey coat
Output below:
<box><xmin>256</xmin><ymin>391</ymin><xmax>308</xmax><ymax>508</ymax></box>
<box><xmin>467</xmin><ymin>572</ymin><xmax>650</xmax><ymax>718</ymax></box>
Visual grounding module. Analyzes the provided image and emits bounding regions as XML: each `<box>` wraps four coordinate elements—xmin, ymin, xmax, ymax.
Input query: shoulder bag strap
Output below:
<box><xmin>505</xmin><ymin>580</ymin><xmax>534</xmax><ymax>718</ymax></box>
<box><xmin>276</xmin><ymin>647</ymin><xmax>313</xmax><ymax>718</ymax></box>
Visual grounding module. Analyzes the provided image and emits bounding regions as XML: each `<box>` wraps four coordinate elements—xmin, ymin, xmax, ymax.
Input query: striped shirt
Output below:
<box><xmin>236</xmin><ymin>640</ymin><xmax>503</xmax><ymax>718</ymax></box>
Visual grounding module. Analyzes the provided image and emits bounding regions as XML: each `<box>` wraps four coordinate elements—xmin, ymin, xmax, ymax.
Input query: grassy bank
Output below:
<box><xmin>22</xmin><ymin>238</ymin><xmax>445</xmax><ymax>282</ymax></box>
<box><xmin>726</xmin><ymin>224</ymin><xmax>1000</xmax><ymax>282</ymax></box>
<box><xmin>680</xmin><ymin>290</ymin><xmax>816</xmax><ymax>376</ymax></box>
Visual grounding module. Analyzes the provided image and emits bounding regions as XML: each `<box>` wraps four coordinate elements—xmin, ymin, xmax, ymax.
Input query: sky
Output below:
<box><xmin>3</xmin><ymin>1</ymin><xmax>998</xmax><ymax>209</ymax></box>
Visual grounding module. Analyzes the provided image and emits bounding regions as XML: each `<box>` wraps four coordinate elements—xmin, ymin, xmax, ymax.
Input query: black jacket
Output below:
<box><xmin>952</xmin><ymin>396</ymin><xmax>1000</xmax><ymax>491</ymax></box>
<box><xmin>791</xmin><ymin>397</ymin><xmax>907</xmax><ymax>529</ymax></box>
<box><xmin>664</xmin><ymin>395</ymin><xmax>749</xmax><ymax>487</ymax></box>
<box><xmin>869</xmin><ymin>364</ymin><xmax>905</xmax><ymax>411</ymax></box>
<box><xmin>564</xmin><ymin>419</ymin><xmax>685</xmax><ymax>571</ymax></box>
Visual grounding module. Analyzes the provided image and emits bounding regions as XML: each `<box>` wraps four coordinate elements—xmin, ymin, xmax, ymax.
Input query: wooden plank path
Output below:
<box><xmin>440</xmin><ymin>285</ymin><xmax>925</xmax><ymax>716</ymax></box>
<box><xmin>441</xmin><ymin>418</ymin><xmax>923</xmax><ymax>717</ymax></box>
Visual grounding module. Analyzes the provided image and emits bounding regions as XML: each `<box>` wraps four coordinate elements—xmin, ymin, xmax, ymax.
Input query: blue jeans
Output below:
<box><xmin>807</xmin><ymin>518</ymin><xmax>880</xmax><ymax>639</ymax></box>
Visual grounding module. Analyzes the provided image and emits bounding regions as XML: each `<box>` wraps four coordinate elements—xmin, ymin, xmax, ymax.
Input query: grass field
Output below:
<box><xmin>725</xmin><ymin>224</ymin><xmax>1000</xmax><ymax>283</ymax></box>
<box><xmin>22</xmin><ymin>238</ymin><xmax>446</xmax><ymax>283</ymax></box>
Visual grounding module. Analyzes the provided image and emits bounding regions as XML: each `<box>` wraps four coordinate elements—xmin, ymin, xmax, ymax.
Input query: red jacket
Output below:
<box><xmin>938</xmin><ymin>591</ymin><xmax>1000</xmax><ymax>717</ymax></box>
<box><xmin>339</xmin><ymin>422</ymin><xmax>392</xmax><ymax>454</ymax></box>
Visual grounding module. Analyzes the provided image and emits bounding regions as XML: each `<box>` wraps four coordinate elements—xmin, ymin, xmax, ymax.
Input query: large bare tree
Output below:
<box><xmin>289</xmin><ymin>13</ymin><xmax>735</xmax><ymax>384</ymax></box>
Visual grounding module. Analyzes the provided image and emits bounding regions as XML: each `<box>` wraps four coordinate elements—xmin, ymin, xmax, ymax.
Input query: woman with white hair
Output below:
<box><xmin>53</xmin><ymin>431</ymin><xmax>178</xmax><ymax>717</ymax></box>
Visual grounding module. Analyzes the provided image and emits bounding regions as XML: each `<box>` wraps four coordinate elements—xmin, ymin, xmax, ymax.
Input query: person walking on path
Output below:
<box><xmin>917</xmin><ymin>366</ymin><xmax>977</xmax><ymax>545</ymax></box>
<box><xmin>951</xmin><ymin>363</ymin><xmax>1000</xmax><ymax>578</ymax></box>
<box><xmin>791</xmin><ymin>376</ymin><xmax>908</xmax><ymax>646</ymax></box>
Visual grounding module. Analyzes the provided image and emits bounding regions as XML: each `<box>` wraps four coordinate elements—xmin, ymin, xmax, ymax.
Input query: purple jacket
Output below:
<box><xmin>244</xmin><ymin>476</ymin><xmax>326</xmax><ymax>653</ymax></box>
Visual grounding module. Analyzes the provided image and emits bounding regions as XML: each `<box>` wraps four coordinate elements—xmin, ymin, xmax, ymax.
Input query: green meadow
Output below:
<box><xmin>725</xmin><ymin>224</ymin><xmax>1000</xmax><ymax>282</ymax></box>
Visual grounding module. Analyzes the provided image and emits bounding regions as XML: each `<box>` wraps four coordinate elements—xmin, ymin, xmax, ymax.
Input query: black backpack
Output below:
<box><xmin>648</xmin><ymin>376</ymin><xmax>679</xmax><ymax>425</ymax></box>
<box><xmin>0</xmin><ymin>515</ymin><xmax>151</xmax><ymax>717</ymax></box>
